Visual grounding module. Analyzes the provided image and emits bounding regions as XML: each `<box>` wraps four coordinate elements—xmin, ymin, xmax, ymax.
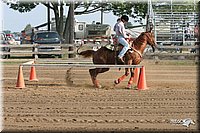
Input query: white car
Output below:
<box><xmin>1</xmin><ymin>33</ymin><xmax>10</xmax><ymax>59</ymax></box>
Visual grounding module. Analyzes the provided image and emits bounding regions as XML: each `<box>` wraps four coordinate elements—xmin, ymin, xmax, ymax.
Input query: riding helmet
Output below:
<box><xmin>121</xmin><ymin>15</ymin><xmax>129</xmax><ymax>22</ymax></box>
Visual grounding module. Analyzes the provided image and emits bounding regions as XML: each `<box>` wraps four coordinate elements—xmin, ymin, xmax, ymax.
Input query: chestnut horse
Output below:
<box><xmin>77</xmin><ymin>29</ymin><xmax>157</xmax><ymax>88</ymax></box>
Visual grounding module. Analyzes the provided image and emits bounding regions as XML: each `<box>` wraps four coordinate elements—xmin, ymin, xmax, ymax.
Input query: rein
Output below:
<box><xmin>130</xmin><ymin>46</ymin><xmax>142</xmax><ymax>58</ymax></box>
<box><xmin>130</xmin><ymin>32</ymin><xmax>154</xmax><ymax>58</ymax></box>
<box><xmin>130</xmin><ymin>33</ymin><xmax>147</xmax><ymax>58</ymax></box>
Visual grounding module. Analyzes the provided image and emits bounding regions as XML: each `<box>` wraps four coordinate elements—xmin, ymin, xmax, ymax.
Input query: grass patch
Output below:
<box><xmin>1</xmin><ymin>59</ymin><xmax>33</xmax><ymax>65</ymax></box>
<box><xmin>157</xmin><ymin>60</ymin><xmax>196</xmax><ymax>66</ymax></box>
<box><xmin>142</xmin><ymin>59</ymin><xmax>197</xmax><ymax>66</ymax></box>
<box><xmin>2</xmin><ymin>61</ymin><xmax>27</xmax><ymax>65</ymax></box>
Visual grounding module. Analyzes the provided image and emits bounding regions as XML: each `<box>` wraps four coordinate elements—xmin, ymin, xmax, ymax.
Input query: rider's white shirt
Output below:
<box><xmin>114</xmin><ymin>21</ymin><xmax>128</xmax><ymax>38</ymax></box>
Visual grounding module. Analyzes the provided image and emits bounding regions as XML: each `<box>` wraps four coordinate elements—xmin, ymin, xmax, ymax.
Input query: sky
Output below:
<box><xmin>0</xmin><ymin>1</ymin><xmax>144</xmax><ymax>33</ymax></box>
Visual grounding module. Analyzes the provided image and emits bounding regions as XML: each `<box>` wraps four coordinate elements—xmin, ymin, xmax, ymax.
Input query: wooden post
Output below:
<box><xmin>68</xmin><ymin>44</ymin><xmax>75</xmax><ymax>58</ymax></box>
<box><xmin>114</xmin><ymin>43</ymin><xmax>117</xmax><ymax>65</ymax></box>
<box><xmin>195</xmin><ymin>55</ymin><xmax>198</xmax><ymax>64</ymax></box>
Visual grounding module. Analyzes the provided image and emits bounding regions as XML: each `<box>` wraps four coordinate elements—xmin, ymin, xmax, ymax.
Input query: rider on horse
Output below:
<box><xmin>113</xmin><ymin>15</ymin><xmax>130</xmax><ymax>63</ymax></box>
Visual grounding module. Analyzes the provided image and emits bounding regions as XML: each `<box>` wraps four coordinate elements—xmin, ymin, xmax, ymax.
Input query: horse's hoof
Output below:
<box><xmin>94</xmin><ymin>84</ymin><xmax>102</xmax><ymax>89</ymax></box>
<box><xmin>126</xmin><ymin>84</ymin><xmax>132</xmax><ymax>89</ymax></box>
<box><xmin>114</xmin><ymin>80</ymin><xmax>119</xmax><ymax>84</ymax></box>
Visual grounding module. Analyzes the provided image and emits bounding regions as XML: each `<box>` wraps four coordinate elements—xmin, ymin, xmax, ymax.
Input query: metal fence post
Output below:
<box><xmin>34</xmin><ymin>44</ymin><xmax>38</xmax><ymax>60</ymax></box>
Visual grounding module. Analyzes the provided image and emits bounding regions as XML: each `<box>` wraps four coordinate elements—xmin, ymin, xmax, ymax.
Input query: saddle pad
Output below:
<box><xmin>105</xmin><ymin>44</ymin><xmax>115</xmax><ymax>51</ymax></box>
<box><xmin>105</xmin><ymin>44</ymin><xmax>133</xmax><ymax>52</ymax></box>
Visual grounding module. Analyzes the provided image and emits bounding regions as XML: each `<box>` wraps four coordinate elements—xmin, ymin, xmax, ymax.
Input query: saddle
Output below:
<box><xmin>105</xmin><ymin>36</ymin><xmax>134</xmax><ymax>51</ymax></box>
<box><xmin>104</xmin><ymin>40</ymin><xmax>142</xmax><ymax>64</ymax></box>
<box><xmin>105</xmin><ymin>43</ymin><xmax>133</xmax><ymax>52</ymax></box>
<box><xmin>104</xmin><ymin>43</ymin><xmax>132</xmax><ymax>64</ymax></box>
<box><xmin>104</xmin><ymin>37</ymin><xmax>138</xmax><ymax>64</ymax></box>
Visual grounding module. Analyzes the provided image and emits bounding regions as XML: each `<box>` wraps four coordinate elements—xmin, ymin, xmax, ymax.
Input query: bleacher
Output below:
<box><xmin>152</xmin><ymin>1</ymin><xmax>199</xmax><ymax>46</ymax></box>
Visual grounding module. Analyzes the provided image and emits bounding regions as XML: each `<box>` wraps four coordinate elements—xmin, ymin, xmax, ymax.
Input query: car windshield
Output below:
<box><xmin>36</xmin><ymin>32</ymin><xmax>60</xmax><ymax>39</ymax></box>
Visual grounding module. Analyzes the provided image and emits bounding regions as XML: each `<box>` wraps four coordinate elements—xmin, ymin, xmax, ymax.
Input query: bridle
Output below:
<box><xmin>130</xmin><ymin>32</ymin><xmax>148</xmax><ymax>58</ymax></box>
<box><xmin>144</xmin><ymin>32</ymin><xmax>155</xmax><ymax>47</ymax></box>
<box><xmin>130</xmin><ymin>32</ymin><xmax>155</xmax><ymax>58</ymax></box>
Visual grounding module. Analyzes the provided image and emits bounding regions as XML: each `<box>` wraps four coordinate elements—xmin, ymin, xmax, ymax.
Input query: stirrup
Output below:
<box><xmin>118</xmin><ymin>57</ymin><xmax>125</xmax><ymax>63</ymax></box>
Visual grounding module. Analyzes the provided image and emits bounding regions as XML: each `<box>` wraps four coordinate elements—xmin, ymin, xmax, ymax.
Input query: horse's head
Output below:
<box><xmin>144</xmin><ymin>31</ymin><xmax>157</xmax><ymax>52</ymax></box>
<box><xmin>131</xmin><ymin>28</ymin><xmax>158</xmax><ymax>54</ymax></box>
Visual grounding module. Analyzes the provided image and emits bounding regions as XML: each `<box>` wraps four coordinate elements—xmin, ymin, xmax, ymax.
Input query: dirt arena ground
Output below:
<box><xmin>1</xmin><ymin>59</ymin><xmax>199</xmax><ymax>132</ymax></box>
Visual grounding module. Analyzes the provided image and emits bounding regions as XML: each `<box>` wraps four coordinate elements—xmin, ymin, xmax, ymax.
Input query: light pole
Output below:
<box><xmin>101</xmin><ymin>3</ymin><xmax>103</xmax><ymax>24</ymax></box>
<box><xmin>69</xmin><ymin>0</ymin><xmax>74</xmax><ymax>44</ymax></box>
<box><xmin>47</xmin><ymin>2</ymin><xmax>50</xmax><ymax>31</ymax></box>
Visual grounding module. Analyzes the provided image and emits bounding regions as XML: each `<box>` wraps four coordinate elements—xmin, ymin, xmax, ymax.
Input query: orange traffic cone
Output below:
<box><xmin>29</xmin><ymin>65</ymin><xmax>38</xmax><ymax>81</ymax></box>
<box><xmin>133</xmin><ymin>67</ymin><xmax>140</xmax><ymax>85</ymax></box>
<box><xmin>137</xmin><ymin>66</ymin><xmax>148</xmax><ymax>90</ymax></box>
<box><xmin>16</xmin><ymin>65</ymin><xmax>25</xmax><ymax>89</ymax></box>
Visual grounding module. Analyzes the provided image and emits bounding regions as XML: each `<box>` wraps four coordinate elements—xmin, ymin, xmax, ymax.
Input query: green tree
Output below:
<box><xmin>24</xmin><ymin>24</ymin><xmax>32</xmax><ymax>32</ymax></box>
<box><xmin>111</xmin><ymin>2</ymin><xmax>147</xmax><ymax>18</ymax></box>
<box><xmin>3</xmin><ymin>30</ymin><xmax>11</xmax><ymax>34</ymax></box>
<box><xmin>4</xmin><ymin>1</ymin><xmax>148</xmax><ymax>43</ymax></box>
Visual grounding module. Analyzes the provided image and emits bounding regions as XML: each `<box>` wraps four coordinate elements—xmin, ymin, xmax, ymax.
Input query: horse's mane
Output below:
<box><xmin>131</xmin><ymin>32</ymin><xmax>147</xmax><ymax>47</ymax></box>
<box><xmin>136</xmin><ymin>32</ymin><xmax>146</xmax><ymax>39</ymax></box>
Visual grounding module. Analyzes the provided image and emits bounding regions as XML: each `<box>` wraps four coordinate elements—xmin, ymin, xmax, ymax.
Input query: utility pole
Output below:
<box><xmin>100</xmin><ymin>3</ymin><xmax>103</xmax><ymax>24</ymax></box>
<box><xmin>69</xmin><ymin>1</ymin><xmax>74</xmax><ymax>44</ymax></box>
<box><xmin>47</xmin><ymin>2</ymin><xmax>50</xmax><ymax>31</ymax></box>
<box><xmin>198</xmin><ymin>1</ymin><xmax>200</xmax><ymax>43</ymax></box>
<box><xmin>68</xmin><ymin>0</ymin><xmax>75</xmax><ymax>58</ymax></box>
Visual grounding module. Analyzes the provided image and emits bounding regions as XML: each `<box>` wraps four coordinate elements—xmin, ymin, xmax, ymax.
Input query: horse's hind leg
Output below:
<box><xmin>89</xmin><ymin>68</ymin><xmax>109</xmax><ymax>88</ymax></box>
<box><xmin>89</xmin><ymin>68</ymin><xmax>97</xmax><ymax>87</ymax></box>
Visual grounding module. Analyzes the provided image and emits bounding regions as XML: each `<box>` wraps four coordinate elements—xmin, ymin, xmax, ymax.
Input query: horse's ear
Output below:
<box><xmin>149</xmin><ymin>23</ymin><xmax>153</xmax><ymax>32</ymax></box>
<box><xmin>148</xmin><ymin>26</ymin><xmax>153</xmax><ymax>32</ymax></box>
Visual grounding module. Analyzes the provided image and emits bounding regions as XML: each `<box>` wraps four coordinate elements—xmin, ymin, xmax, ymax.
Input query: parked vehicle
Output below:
<box><xmin>14</xmin><ymin>35</ymin><xmax>21</xmax><ymax>45</ymax></box>
<box><xmin>33</xmin><ymin>31</ymin><xmax>62</xmax><ymax>58</ymax></box>
<box><xmin>0</xmin><ymin>33</ymin><xmax>10</xmax><ymax>59</ymax></box>
<box><xmin>5</xmin><ymin>33</ymin><xmax>21</xmax><ymax>45</ymax></box>
<box><xmin>7</xmin><ymin>36</ymin><xmax>16</xmax><ymax>45</ymax></box>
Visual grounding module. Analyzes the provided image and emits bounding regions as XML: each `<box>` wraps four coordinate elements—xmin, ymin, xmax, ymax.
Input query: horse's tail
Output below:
<box><xmin>76</xmin><ymin>43</ymin><xmax>95</xmax><ymax>58</ymax></box>
<box><xmin>76</xmin><ymin>43</ymin><xmax>83</xmax><ymax>55</ymax></box>
<box><xmin>78</xmin><ymin>50</ymin><xmax>95</xmax><ymax>58</ymax></box>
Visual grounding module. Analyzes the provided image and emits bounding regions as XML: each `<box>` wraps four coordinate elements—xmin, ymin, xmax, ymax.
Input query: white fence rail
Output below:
<box><xmin>1</xmin><ymin>44</ymin><xmax>78</xmax><ymax>59</ymax></box>
<box><xmin>21</xmin><ymin>63</ymin><xmax>143</xmax><ymax>68</ymax></box>
<box><xmin>1</xmin><ymin>44</ymin><xmax>199</xmax><ymax>60</ymax></box>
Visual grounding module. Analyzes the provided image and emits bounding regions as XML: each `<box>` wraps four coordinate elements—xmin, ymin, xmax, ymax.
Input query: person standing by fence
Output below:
<box><xmin>184</xmin><ymin>23</ymin><xmax>192</xmax><ymax>41</ymax></box>
<box><xmin>20</xmin><ymin>30</ymin><xmax>26</xmax><ymax>44</ymax></box>
<box><xmin>31</xmin><ymin>28</ymin><xmax>35</xmax><ymax>44</ymax></box>
<box><xmin>194</xmin><ymin>24</ymin><xmax>199</xmax><ymax>40</ymax></box>
<box><xmin>190</xmin><ymin>24</ymin><xmax>199</xmax><ymax>53</ymax></box>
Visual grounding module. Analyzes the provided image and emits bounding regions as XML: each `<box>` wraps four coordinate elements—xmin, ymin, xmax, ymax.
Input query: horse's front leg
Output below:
<box><xmin>126</xmin><ymin>59</ymin><xmax>135</xmax><ymax>89</ymax></box>
<box><xmin>127</xmin><ymin>68</ymin><xmax>134</xmax><ymax>89</ymax></box>
<box><xmin>114</xmin><ymin>68</ymin><xmax>130</xmax><ymax>85</ymax></box>
<box><xmin>114</xmin><ymin>60</ymin><xmax>131</xmax><ymax>85</ymax></box>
